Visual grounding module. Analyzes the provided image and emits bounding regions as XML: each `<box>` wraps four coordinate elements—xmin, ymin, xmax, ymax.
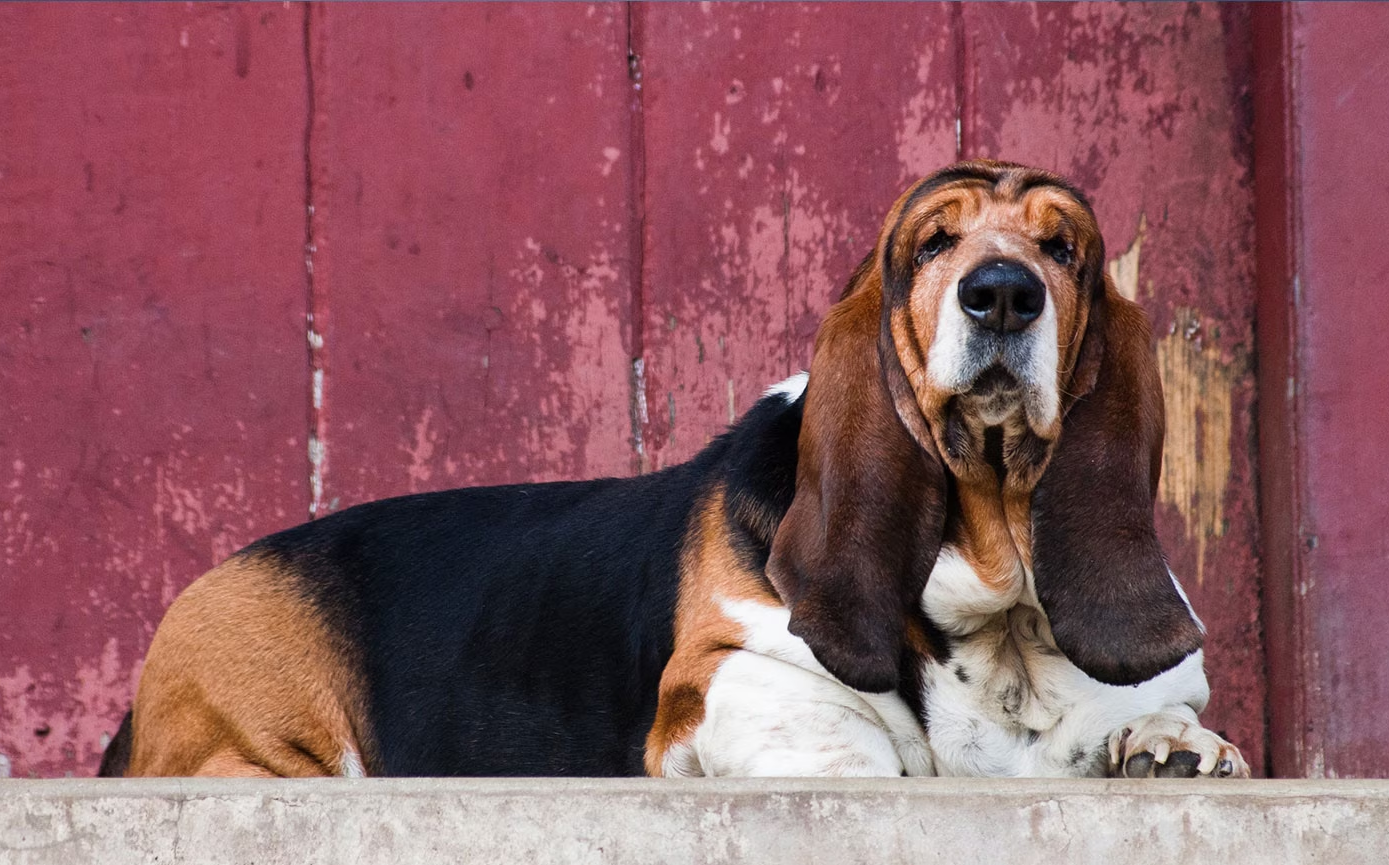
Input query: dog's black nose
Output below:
<box><xmin>958</xmin><ymin>260</ymin><xmax>1046</xmax><ymax>333</ymax></box>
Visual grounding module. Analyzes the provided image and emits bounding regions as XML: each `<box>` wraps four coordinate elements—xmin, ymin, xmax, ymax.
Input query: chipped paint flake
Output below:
<box><xmin>631</xmin><ymin>357</ymin><xmax>649</xmax><ymax>471</ymax></box>
<box><xmin>600</xmin><ymin>146</ymin><xmax>621</xmax><ymax>177</ymax></box>
<box><xmin>710</xmin><ymin>111</ymin><xmax>731</xmax><ymax>155</ymax></box>
<box><xmin>1157</xmin><ymin>307</ymin><xmax>1234</xmax><ymax>585</ymax></box>
<box><xmin>308</xmin><ymin>434</ymin><xmax>326</xmax><ymax>517</ymax></box>
<box><xmin>633</xmin><ymin>358</ymin><xmax>649</xmax><ymax>427</ymax></box>
<box><xmin>403</xmin><ymin>407</ymin><xmax>439</xmax><ymax>491</ymax></box>
<box><xmin>1107</xmin><ymin>213</ymin><xmax>1147</xmax><ymax>301</ymax></box>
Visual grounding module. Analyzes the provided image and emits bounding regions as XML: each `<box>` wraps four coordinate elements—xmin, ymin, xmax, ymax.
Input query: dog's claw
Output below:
<box><xmin>1108</xmin><ymin>713</ymin><xmax>1250</xmax><ymax>779</ymax></box>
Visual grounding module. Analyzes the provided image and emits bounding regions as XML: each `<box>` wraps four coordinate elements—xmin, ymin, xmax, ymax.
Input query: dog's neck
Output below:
<box><xmin>939</xmin><ymin>393</ymin><xmax>1055</xmax><ymax>490</ymax></box>
<box><xmin>935</xmin><ymin>397</ymin><xmax>1054</xmax><ymax>609</ymax></box>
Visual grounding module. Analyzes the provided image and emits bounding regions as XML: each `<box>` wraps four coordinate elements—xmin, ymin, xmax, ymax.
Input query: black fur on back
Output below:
<box><xmin>242</xmin><ymin>386</ymin><xmax>806</xmax><ymax>777</ymax></box>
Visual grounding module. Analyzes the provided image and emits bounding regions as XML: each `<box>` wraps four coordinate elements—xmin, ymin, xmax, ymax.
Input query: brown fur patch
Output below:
<box><xmin>127</xmin><ymin>554</ymin><xmax>372</xmax><ymax>778</ymax></box>
<box><xmin>878</xmin><ymin>162</ymin><xmax>1111</xmax><ymax>602</ymax></box>
<box><xmin>645</xmin><ymin>486</ymin><xmax>779</xmax><ymax>776</ymax></box>
<box><xmin>952</xmin><ymin>483</ymin><xmax>1024</xmax><ymax>593</ymax></box>
<box><xmin>767</xmin><ymin>278</ymin><xmax>948</xmax><ymax>694</ymax></box>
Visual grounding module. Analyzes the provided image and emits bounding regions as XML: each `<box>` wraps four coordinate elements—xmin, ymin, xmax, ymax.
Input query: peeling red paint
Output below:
<box><xmin>638</xmin><ymin>3</ymin><xmax>957</xmax><ymax>468</ymax></box>
<box><xmin>308</xmin><ymin>4</ymin><xmax>636</xmax><ymax>508</ymax></box>
<box><xmin>2</xmin><ymin>3</ymin><xmax>1278</xmax><ymax>778</ymax></box>
<box><xmin>1256</xmin><ymin>2</ymin><xmax>1389</xmax><ymax>779</ymax></box>
<box><xmin>0</xmin><ymin>4</ymin><xmax>308</xmax><ymax>777</ymax></box>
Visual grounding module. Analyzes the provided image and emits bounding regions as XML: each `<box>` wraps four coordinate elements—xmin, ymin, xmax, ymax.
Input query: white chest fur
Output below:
<box><xmin>920</xmin><ymin>546</ymin><xmax>1211</xmax><ymax>777</ymax></box>
<box><xmin>674</xmin><ymin>547</ymin><xmax>1211</xmax><ymax>778</ymax></box>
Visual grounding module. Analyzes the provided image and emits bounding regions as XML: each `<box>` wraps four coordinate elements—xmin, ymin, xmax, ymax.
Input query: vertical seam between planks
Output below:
<box><xmin>951</xmin><ymin>2</ymin><xmax>969</xmax><ymax>159</ymax></box>
<box><xmin>1253</xmin><ymin>0</ymin><xmax>1307</xmax><ymax>780</ymax></box>
<box><xmin>303</xmin><ymin>3</ymin><xmax>327</xmax><ymax>518</ymax></box>
<box><xmin>1252</xmin><ymin>1</ymin><xmax>1299</xmax><ymax>778</ymax></box>
<box><xmin>626</xmin><ymin>2</ymin><xmax>650</xmax><ymax>475</ymax></box>
<box><xmin>1283</xmin><ymin>0</ymin><xmax>1312</xmax><ymax>779</ymax></box>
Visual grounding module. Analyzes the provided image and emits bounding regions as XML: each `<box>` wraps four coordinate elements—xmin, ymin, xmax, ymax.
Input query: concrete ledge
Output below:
<box><xmin>4</xmin><ymin>778</ymin><xmax>1389</xmax><ymax>864</ymax></box>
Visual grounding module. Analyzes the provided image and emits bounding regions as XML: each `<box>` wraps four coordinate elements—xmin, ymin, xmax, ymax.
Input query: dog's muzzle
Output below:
<box><xmin>944</xmin><ymin>258</ymin><xmax>1057</xmax><ymax>429</ymax></box>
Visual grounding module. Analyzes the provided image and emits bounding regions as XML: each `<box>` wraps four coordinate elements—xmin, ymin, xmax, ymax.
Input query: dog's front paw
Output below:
<box><xmin>1108</xmin><ymin>713</ymin><xmax>1249</xmax><ymax>779</ymax></box>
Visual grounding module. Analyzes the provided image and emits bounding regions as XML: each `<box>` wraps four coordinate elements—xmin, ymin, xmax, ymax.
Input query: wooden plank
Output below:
<box><xmin>1251</xmin><ymin>1</ymin><xmax>1301</xmax><ymax>781</ymax></box>
<box><xmin>636</xmin><ymin>2</ymin><xmax>957</xmax><ymax>468</ymax></box>
<box><xmin>1257</xmin><ymin>2</ymin><xmax>1389</xmax><ymax>778</ymax></box>
<box><xmin>0</xmin><ymin>4</ymin><xmax>308</xmax><ymax>777</ymax></box>
<box><xmin>307</xmin><ymin>3</ymin><xmax>636</xmax><ymax>511</ymax></box>
<box><xmin>960</xmin><ymin>2</ymin><xmax>1266</xmax><ymax>772</ymax></box>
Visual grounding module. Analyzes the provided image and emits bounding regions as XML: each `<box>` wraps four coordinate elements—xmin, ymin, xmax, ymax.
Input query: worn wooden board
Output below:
<box><xmin>636</xmin><ymin>2</ymin><xmax>957</xmax><ymax>468</ymax></box>
<box><xmin>307</xmin><ymin>3</ymin><xmax>636</xmax><ymax>512</ymax></box>
<box><xmin>960</xmin><ymin>2</ymin><xmax>1265</xmax><ymax>773</ymax></box>
<box><xmin>0</xmin><ymin>4</ymin><xmax>308</xmax><ymax>777</ymax></box>
<box><xmin>1257</xmin><ymin>1</ymin><xmax>1389</xmax><ymax>779</ymax></box>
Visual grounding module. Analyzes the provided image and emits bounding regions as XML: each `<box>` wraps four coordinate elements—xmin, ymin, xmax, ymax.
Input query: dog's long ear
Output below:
<box><xmin>766</xmin><ymin>260</ymin><xmax>947</xmax><ymax>694</ymax></box>
<box><xmin>1032</xmin><ymin>277</ymin><xmax>1204</xmax><ymax>686</ymax></box>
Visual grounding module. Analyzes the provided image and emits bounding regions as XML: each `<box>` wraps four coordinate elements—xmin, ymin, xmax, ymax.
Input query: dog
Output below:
<box><xmin>99</xmin><ymin>160</ymin><xmax>1247</xmax><ymax>780</ymax></box>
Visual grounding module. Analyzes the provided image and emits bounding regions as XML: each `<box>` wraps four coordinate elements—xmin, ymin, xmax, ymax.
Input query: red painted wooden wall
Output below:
<box><xmin>1255</xmin><ymin>2</ymin><xmax>1389</xmax><ymax>780</ymax></box>
<box><xmin>0</xmin><ymin>2</ymin><xmax>1376</xmax><ymax>779</ymax></box>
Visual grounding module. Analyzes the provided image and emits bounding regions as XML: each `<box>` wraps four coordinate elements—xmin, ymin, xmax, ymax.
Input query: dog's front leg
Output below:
<box><xmin>693</xmin><ymin>651</ymin><xmax>932</xmax><ymax>777</ymax></box>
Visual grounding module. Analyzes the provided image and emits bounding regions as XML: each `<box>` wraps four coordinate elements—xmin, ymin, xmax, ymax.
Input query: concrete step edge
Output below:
<box><xmin>4</xmin><ymin>778</ymin><xmax>1387</xmax><ymax>865</ymax></box>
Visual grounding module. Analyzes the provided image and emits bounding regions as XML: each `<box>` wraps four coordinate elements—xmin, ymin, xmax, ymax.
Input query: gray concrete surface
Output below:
<box><xmin>3</xmin><ymin>777</ymin><xmax>1388</xmax><ymax>864</ymax></box>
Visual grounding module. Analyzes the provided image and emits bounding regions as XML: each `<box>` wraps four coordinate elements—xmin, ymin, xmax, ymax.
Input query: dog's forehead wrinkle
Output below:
<box><xmin>913</xmin><ymin>185</ymin><xmax>989</xmax><ymax>228</ymax></box>
<box><xmin>956</xmin><ymin>200</ymin><xmax>1022</xmax><ymax>234</ymax></box>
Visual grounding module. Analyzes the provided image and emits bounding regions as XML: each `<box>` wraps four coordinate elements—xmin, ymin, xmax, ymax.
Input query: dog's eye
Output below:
<box><xmin>915</xmin><ymin>231</ymin><xmax>956</xmax><ymax>266</ymax></box>
<box><xmin>1041</xmin><ymin>236</ymin><xmax>1075</xmax><ymax>266</ymax></box>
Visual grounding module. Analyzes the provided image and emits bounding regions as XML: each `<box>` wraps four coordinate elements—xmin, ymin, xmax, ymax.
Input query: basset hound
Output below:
<box><xmin>100</xmin><ymin>160</ymin><xmax>1248</xmax><ymax>780</ymax></box>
